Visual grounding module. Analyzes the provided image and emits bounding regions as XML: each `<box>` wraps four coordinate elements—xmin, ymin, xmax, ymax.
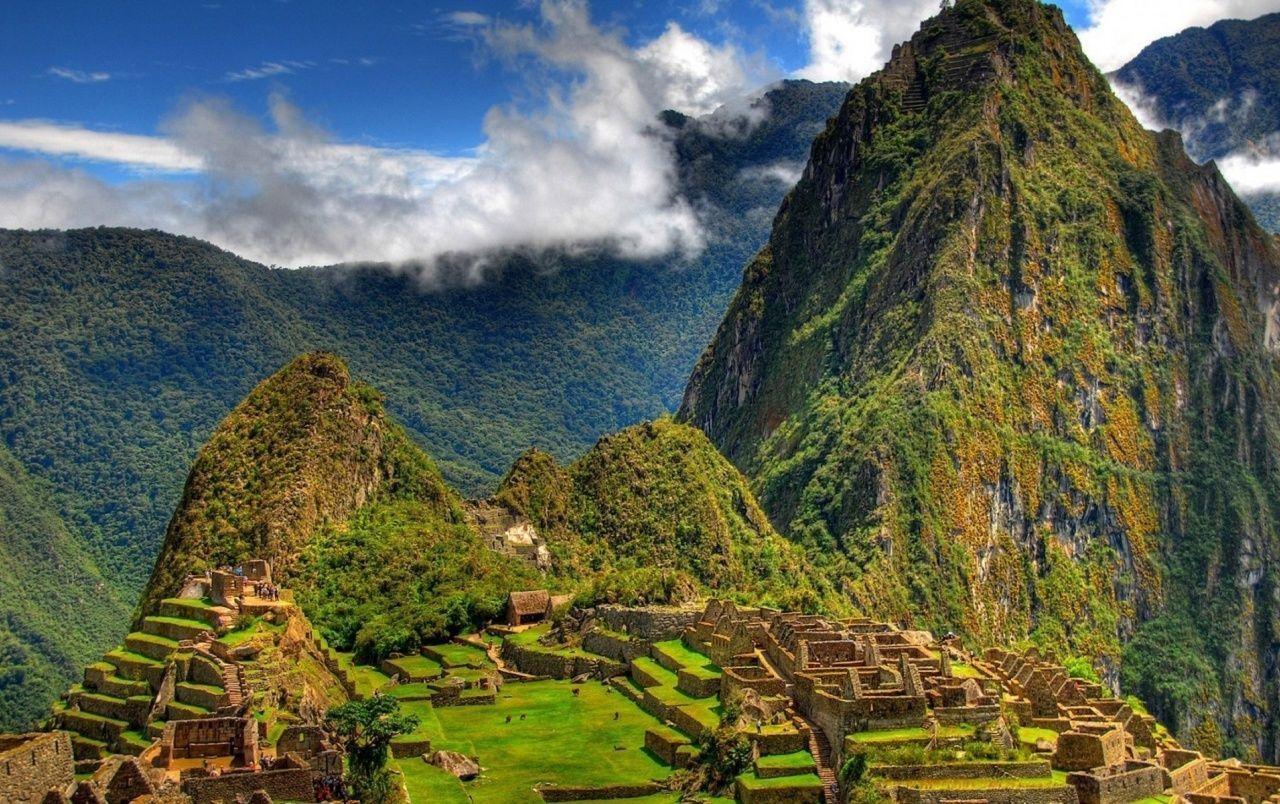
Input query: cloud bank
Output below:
<box><xmin>1077</xmin><ymin>0</ymin><xmax>1280</xmax><ymax>73</ymax></box>
<box><xmin>797</xmin><ymin>0</ymin><xmax>938</xmax><ymax>83</ymax></box>
<box><xmin>0</xmin><ymin>0</ymin><xmax>762</xmax><ymax>271</ymax></box>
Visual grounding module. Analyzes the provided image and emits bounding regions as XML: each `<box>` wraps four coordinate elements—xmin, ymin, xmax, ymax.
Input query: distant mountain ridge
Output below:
<box><xmin>1114</xmin><ymin>11</ymin><xmax>1280</xmax><ymax>231</ymax></box>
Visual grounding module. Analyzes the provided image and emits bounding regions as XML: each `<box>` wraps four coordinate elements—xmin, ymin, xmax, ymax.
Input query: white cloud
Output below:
<box><xmin>1217</xmin><ymin>150</ymin><xmax>1280</xmax><ymax>195</ymax></box>
<box><xmin>0</xmin><ymin>121</ymin><xmax>202</xmax><ymax>172</ymax></box>
<box><xmin>48</xmin><ymin>67</ymin><xmax>111</xmax><ymax>84</ymax></box>
<box><xmin>797</xmin><ymin>0</ymin><xmax>937</xmax><ymax>83</ymax></box>
<box><xmin>1078</xmin><ymin>0</ymin><xmax>1280</xmax><ymax>73</ymax></box>
<box><xmin>225</xmin><ymin>60</ymin><xmax>315</xmax><ymax>82</ymax></box>
<box><xmin>445</xmin><ymin>10</ymin><xmax>491</xmax><ymax>27</ymax></box>
<box><xmin>0</xmin><ymin>0</ymin><xmax>762</xmax><ymax>272</ymax></box>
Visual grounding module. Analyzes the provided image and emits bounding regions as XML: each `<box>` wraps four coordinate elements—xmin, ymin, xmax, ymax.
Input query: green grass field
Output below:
<box><xmin>385</xmin><ymin>654</ymin><xmax>444</xmax><ymax>679</ymax></box>
<box><xmin>395</xmin><ymin>679</ymin><xmax>671</xmax><ymax>803</ymax></box>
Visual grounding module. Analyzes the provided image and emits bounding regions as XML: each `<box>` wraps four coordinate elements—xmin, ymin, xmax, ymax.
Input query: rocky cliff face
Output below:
<box><xmin>136</xmin><ymin>352</ymin><xmax>457</xmax><ymax>621</ymax></box>
<box><xmin>681</xmin><ymin>0</ymin><xmax>1280</xmax><ymax>760</ymax></box>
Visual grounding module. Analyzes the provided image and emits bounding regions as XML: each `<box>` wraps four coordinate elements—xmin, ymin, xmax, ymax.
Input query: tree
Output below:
<box><xmin>326</xmin><ymin>693</ymin><xmax>419</xmax><ymax>803</ymax></box>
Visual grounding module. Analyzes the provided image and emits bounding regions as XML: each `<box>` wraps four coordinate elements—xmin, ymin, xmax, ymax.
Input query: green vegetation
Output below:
<box><xmin>0</xmin><ymin>81</ymin><xmax>854</xmax><ymax>730</ymax></box>
<box><xmin>0</xmin><ymin>444</ymin><xmax>130</xmax><ymax>730</ymax></box>
<box><xmin>498</xmin><ymin>419</ymin><xmax>842</xmax><ymax>612</ymax></box>
<box><xmin>294</xmin><ymin>498</ymin><xmax>540</xmax><ymax>663</ymax></box>
<box><xmin>680</xmin><ymin>0</ymin><xmax>1280</xmax><ymax>754</ymax></box>
<box><xmin>394</xmin><ymin>678</ymin><xmax>672</xmax><ymax>803</ymax></box>
<box><xmin>328</xmin><ymin>694</ymin><xmax>420</xmax><ymax>804</ymax></box>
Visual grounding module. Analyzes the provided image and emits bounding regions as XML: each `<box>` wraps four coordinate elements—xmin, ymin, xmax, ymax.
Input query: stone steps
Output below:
<box><xmin>70</xmin><ymin>734</ymin><xmax>110</xmax><ymax>761</ymax></box>
<box><xmin>117</xmin><ymin>730</ymin><xmax>153</xmax><ymax>756</ymax></box>
<box><xmin>158</xmin><ymin>597</ymin><xmax>226</xmax><ymax>628</ymax></box>
<box><xmin>93</xmin><ymin>674</ymin><xmax>151</xmax><ymax>699</ymax></box>
<box><xmin>166</xmin><ymin>700</ymin><xmax>211</xmax><ymax>721</ymax></box>
<box><xmin>103</xmin><ymin>648</ymin><xmax>164</xmax><ymax>683</ymax></box>
<box><xmin>57</xmin><ymin>709</ymin><xmax>130</xmax><ymax>744</ymax></box>
<box><xmin>793</xmin><ymin>712</ymin><xmax>838</xmax><ymax>804</ymax></box>
<box><xmin>68</xmin><ymin>691</ymin><xmax>135</xmax><ymax>723</ymax></box>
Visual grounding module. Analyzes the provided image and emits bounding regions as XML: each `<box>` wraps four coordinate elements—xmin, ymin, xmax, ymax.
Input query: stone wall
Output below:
<box><xmin>1225</xmin><ymin>767</ymin><xmax>1280</xmax><ymax>801</ymax></box>
<box><xmin>874</xmin><ymin>760</ymin><xmax>1052</xmax><ymax>780</ymax></box>
<box><xmin>894</xmin><ymin>784</ymin><xmax>1080</xmax><ymax>803</ymax></box>
<box><xmin>0</xmin><ymin>732</ymin><xmax>74</xmax><ymax>804</ymax></box>
<box><xmin>502</xmin><ymin>642</ymin><xmax>625</xmax><ymax>680</ymax></box>
<box><xmin>735</xmin><ymin>778</ymin><xmax>824</xmax><ymax>804</ymax></box>
<box><xmin>1066</xmin><ymin>761</ymin><xmax>1167</xmax><ymax>804</ymax></box>
<box><xmin>594</xmin><ymin>606</ymin><xmax>700</xmax><ymax>642</ymax></box>
<box><xmin>1054</xmin><ymin>729</ymin><xmax>1126</xmax><ymax>771</ymax></box>
<box><xmin>721</xmin><ymin>666</ymin><xmax>787</xmax><ymax>699</ymax></box>
<box><xmin>183</xmin><ymin>768</ymin><xmax>313</xmax><ymax>804</ymax></box>
<box><xmin>582</xmin><ymin>630</ymin><xmax>645</xmax><ymax>663</ymax></box>
<box><xmin>644</xmin><ymin>728</ymin><xmax>690</xmax><ymax>766</ymax></box>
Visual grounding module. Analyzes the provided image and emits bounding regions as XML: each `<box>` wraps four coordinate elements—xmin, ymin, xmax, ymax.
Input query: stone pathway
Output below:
<box><xmin>792</xmin><ymin>710</ymin><xmax>838</xmax><ymax>804</ymax></box>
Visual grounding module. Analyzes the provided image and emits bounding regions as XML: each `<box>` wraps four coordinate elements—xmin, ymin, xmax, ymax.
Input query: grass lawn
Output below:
<box><xmin>847</xmin><ymin>724</ymin><xmax>975</xmax><ymax>744</ymax></box>
<box><xmin>651</xmin><ymin>640</ymin><xmax>719</xmax><ymax>673</ymax></box>
<box><xmin>756</xmin><ymin>751</ymin><xmax>816</xmax><ymax>770</ymax></box>
<box><xmin>334</xmin><ymin>651</ymin><xmax>394</xmax><ymax>698</ymax></box>
<box><xmin>386</xmin><ymin>654</ymin><xmax>443</xmax><ymax>680</ymax></box>
<box><xmin>397</xmin><ymin>680</ymin><xmax>670</xmax><ymax>803</ymax></box>
<box><xmin>427</xmin><ymin>641</ymin><xmax>493</xmax><ymax>668</ymax></box>
<box><xmin>737</xmin><ymin>771</ymin><xmax>824</xmax><ymax>791</ymax></box>
<box><xmin>1018</xmin><ymin>727</ymin><xmax>1060</xmax><ymax>746</ymax></box>
<box><xmin>951</xmin><ymin>663</ymin><xmax>985</xmax><ymax>679</ymax></box>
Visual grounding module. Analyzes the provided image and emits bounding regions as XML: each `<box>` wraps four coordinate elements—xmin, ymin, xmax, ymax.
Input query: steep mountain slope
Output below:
<box><xmin>0</xmin><ymin>80</ymin><xmax>847</xmax><ymax>605</ymax></box>
<box><xmin>1113</xmin><ymin>12</ymin><xmax>1280</xmax><ymax>231</ymax></box>
<box><xmin>129</xmin><ymin>351</ymin><xmax>828</xmax><ymax>673</ymax></box>
<box><xmin>136</xmin><ymin>352</ymin><xmax>457</xmax><ymax>620</ymax></box>
<box><xmin>0</xmin><ymin>444</ymin><xmax>130</xmax><ymax>731</ymax></box>
<box><xmin>494</xmin><ymin>419</ymin><xmax>838</xmax><ymax>613</ymax></box>
<box><xmin>681</xmin><ymin>0</ymin><xmax>1280</xmax><ymax>760</ymax></box>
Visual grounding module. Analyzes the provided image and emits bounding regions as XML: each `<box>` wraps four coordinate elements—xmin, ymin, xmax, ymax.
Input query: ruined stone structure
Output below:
<box><xmin>0</xmin><ymin>732</ymin><xmax>75</xmax><ymax>803</ymax></box>
<box><xmin>467</xmin><ymin>502</ymin><xmax>552</xmax><ymax>571</ymax></box>
<box><xmin>157</xmin><ymin>715</ymin><xmax>259</xmax><ymax>767</ymax></box>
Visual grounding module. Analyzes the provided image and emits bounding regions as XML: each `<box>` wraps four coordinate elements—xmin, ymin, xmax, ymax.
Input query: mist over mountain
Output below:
<box><xmin>0</xmin><ymin>80</ymin><xmax>847</xmax><ymax>731</ymax></box>
<box><xmin>1113</xmin><ymin>11</ymin><xmax>1280</xmax><ymax>230</ymax></box>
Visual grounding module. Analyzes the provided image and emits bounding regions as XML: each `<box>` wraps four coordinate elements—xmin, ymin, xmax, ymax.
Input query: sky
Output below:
<box><xmin>1</xmin><ymin>0</ymin><xmax>1277</xmax><ymax>269</ymax></box>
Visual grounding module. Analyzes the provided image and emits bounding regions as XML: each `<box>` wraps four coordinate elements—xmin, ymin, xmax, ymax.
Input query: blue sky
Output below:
<box><xmin>1</xmin><ymin>0</ymin><xmax>1095</xmax><ymax>156</ymax></box>
<box><xmin>1</xmin><ymin>0</ymin><xmax>1276</xmax><ymax>268</ymax></box>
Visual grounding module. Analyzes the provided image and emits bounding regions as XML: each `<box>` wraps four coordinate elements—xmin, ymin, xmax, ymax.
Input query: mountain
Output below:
<box><xmin>0</xmin><ymin>443</ymin><xmax>130</xmax><ymax>730</ymax></box>
<box><xmin>128</xmin><ymin>352</ymin><xmax>822</xmax><ymax>668</ymax></box>
<box><xmin>135</xmin><ymin>352</ymin><xmax>459</xmax><ymax>620</ymax></box>
<box><xmin>0</xmin><ymin>79</ymin><xmax>847</xmax><ymax>607</ymax></box>
<box><xmin>1113</xmin><ymin>12</ymin><xmax>1280</xmax><ymax>231</ymax></box>
<box><xmin>493</xmin><ymin>418</ymin><xmax>837</xmax><ymax>614</ymax></box>
<box><xmin>681</xmin><ymin>0</ymin><xmax>1280</xmax><ymax>761</ymax></box>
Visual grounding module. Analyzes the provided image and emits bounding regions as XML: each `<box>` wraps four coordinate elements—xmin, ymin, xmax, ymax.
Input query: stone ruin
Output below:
<box><xmin>684</xmin><ymin>600</ymin><xmax>1002</xmax><ymax>768</ymax></box>
<box><xmin>467</xmin><ymin>502</ymin><xmax>552</xmax><ymax>571</ymax></box>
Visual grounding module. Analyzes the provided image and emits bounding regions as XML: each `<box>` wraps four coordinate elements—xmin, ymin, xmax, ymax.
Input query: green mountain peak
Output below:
<box><xmin>681</xmin><ymin>0</ymin><xmax>1280</xmax><ymax>760</ymax></box>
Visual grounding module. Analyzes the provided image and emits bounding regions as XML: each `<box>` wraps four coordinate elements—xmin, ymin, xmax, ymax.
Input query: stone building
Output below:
<box><xmin>0</xmin><ymin>731</ymin><xmax>75</xmax><ymax>803</ymax></box>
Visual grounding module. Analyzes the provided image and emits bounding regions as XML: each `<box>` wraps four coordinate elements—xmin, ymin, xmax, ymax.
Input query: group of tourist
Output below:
<box><xmin>314</xmin><ymin>774</ymin><xmax>348</xmax><ymax>801</ymax></box>
<box><xmin>256</xmin><ymin>581</ymin><xmax>281</xmax><ymax>600</ymax></box>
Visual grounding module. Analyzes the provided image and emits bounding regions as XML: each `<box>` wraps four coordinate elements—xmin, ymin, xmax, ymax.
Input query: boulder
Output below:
<box><xmin>428</xmin><ymin>750</ymin><xmax>480</xmax><ymax>781</ymax></box>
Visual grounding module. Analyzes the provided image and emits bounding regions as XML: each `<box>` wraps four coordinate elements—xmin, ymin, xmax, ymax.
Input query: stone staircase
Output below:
<box><xmin>792</xmin><ymin>711</ymin><xmax>838</xmax><ymax>804</ymax></box>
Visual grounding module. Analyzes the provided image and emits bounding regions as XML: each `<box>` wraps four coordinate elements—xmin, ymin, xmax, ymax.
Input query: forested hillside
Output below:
<box><xmin>682</xmin><ymin>0</ymin><xmax>1280</xmax><ymax>761</ymax></box>
<box><xmin>0</xmin><ymin>80</ymin><xmax>847</xmax><ymax>732</ymax></box>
